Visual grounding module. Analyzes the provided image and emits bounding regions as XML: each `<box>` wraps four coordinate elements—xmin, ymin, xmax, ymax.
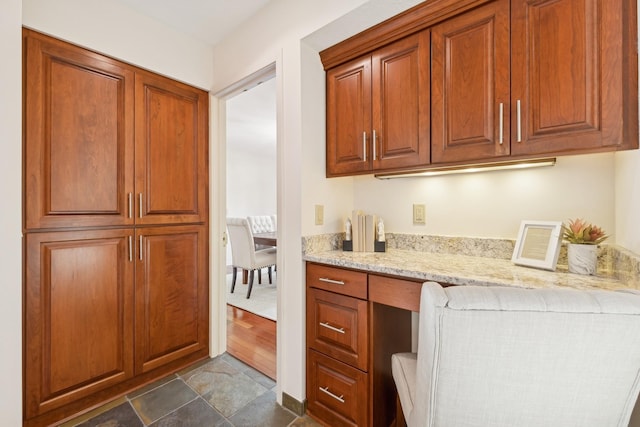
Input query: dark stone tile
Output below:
<box><xmin>149</xmin><ymin>397</ymin><xmax>226</xmax><ymax>427</ymax></box>
<box><xmin>183</xmin><ymin>357</ymin><xmax>241</xmax><ymax>397</ymax></box>
<box><xmin>219</xmin><ymin>352</ymin><xmax>251</xmax><ymax>372</ymax></box>
<box><xmin>242</xmin><ymin>365</ymin><xmax>276</xmax><ymax>389</ymax></box>
<box><xmin>76</xmin><ymin>402</ymin><xmax>143</xmax><ymax>427</ymax></box>
<box><xmin>127</xmin><ymin>374</ymin><xmax>178</xmax><ymax>399</ymax></box>
<box><xmin>228</xmin><ymin>391</ymin><xmax>296</xmax><ymax>427</ymax></box>
<box><xmin>130</xmin><ymin>379</ymin><xmax>198</xmax><ymax>424</ymax></box>
<box><xmin>200</xmin><ymin>365</ymin><xmax>268</xmax><ymax>417</ymax></box>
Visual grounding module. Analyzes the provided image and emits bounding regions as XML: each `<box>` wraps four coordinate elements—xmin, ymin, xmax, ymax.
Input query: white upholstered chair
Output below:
<box><xmin>226</xmin><ymin>217</ymin><xmax>276</xmax><ymax>299</ymax></box>
<box><xmin>392</xmin><ymin>282</ymin><xmax>640</xmax><ymax>427</ymax></box>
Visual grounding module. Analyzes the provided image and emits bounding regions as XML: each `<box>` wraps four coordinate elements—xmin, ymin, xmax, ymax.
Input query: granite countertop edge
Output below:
<box><xmin>302</xmin><ymin>248</ymin><xmax>640</xmax><ymax>292</ymax></box>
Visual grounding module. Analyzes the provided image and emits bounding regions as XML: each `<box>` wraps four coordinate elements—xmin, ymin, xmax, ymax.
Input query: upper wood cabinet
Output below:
<box><xmin>24</xmin><ymin>29</ymin><xmax>209</xmax><ymax>230</ymax></box>
<box><xmin>326</xmin><ymin>31</ymin><xmax>431</xmax><ymax>177</ymax></box>
<box><xmin>135</xmin><ymin>71</ymin><xmax>209</xmax><ymax>225</ymax></box>
<box><xmin>431</xmin><ymin>0</ymin><xmax>510</xmax><ymax>163</ymax></box>
<box><xmin>23</xmin><ymin>30</ymin><xmax>135</xmax><ymax>230</ymax></box>
<box><xmin>510</xmin><ymin>0</ymin><xmax>638</xmax><ymax>155</ymax></box>
<box><xmin>321</xmin><ymin>0</ymin><xmax>638</xmax><ymax>176</ymax></box>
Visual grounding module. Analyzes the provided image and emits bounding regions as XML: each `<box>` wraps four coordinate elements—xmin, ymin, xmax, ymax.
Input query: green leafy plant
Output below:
<box><xmin>563</xmin><ymin>218</ymin><xmax>608</xmax><ymax>245</ymax></box>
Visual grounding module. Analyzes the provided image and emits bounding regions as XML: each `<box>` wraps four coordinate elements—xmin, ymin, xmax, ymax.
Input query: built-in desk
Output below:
<box><xmin>303</xmin><ymin>248</ymin><xmax>638</xmax><ymax>426</ymax></box>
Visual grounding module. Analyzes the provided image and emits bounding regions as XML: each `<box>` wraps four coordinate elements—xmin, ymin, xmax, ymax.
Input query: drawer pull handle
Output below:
<box><xmin>319</xmin><ymin>386</ymin><xmax>345</xmax><ymax>403</ymax></box>
<box><xmin>318</xmin><ymin>277</ymin><xmax>345</xmax><ymax>285</ymax></box>
<box><xmin>320</xmin><ymin>322</ymin><xmax>345</xmax><ymax>334</ymax></box>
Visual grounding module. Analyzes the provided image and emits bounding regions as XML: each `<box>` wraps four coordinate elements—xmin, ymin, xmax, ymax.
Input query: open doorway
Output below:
<box><xmin>224</xmin><ymin>75</ymin><xmax>277</xmax><ymax>379</ymax></box>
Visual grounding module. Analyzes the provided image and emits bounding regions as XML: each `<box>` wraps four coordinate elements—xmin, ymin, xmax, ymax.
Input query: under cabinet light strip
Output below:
<box><xmin>375</xmin><ymin>158</ymin><xmax>556</xmax><ymax>179</ymax></box>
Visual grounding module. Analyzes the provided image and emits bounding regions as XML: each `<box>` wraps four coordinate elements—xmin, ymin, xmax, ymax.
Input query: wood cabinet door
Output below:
<box><xmin>134</xmin><ymin>225</ymin><xmax>209</xmax><ymax>373</ymax></box>
<box><xmin>431</xmin><ymin>0</ymin><xmax>510</xmax><ymax>163</ymax></box>
<box><xmin>24</xmin><ymin>229</ymin><xmax>134</xmax><ymax>418</ymax></box>
<box><xmin>372</xmin><ymin>30</ymin><xmax>431</xmax><ymax>171</ymax></box>
<box><xmin>135</xmin><ymin>72</ymin><xmax>209</xmax><ymax>225</ymax></box>
<box><xmin>326</xmin><ymin>56</ymin><xmax>372</xmax><ymax>176</ymax></box>
<box><xmin>511</xmin><ymin>0</ymin><xmax>638</xmax><ymax>155</ymax></box>
<box><xmin>23</xmin><ymin>29</ymin><xmax>135</xmax><ymax>230</ymax></box>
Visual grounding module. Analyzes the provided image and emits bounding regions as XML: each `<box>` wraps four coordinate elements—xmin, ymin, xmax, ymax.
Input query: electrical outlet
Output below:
<box><xmin>315</xmin><ymin>204</ymin><xmax>324</xmax><ymax>225</ymax></box>
<box><xmin>413</xmin><ymin>204</ymin><xmax>426</xmax><ymax>225</ymax></box>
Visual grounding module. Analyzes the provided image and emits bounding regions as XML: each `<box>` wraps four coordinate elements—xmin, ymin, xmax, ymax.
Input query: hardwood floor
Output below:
<box><xmin>226</xmin><ymin>304</ymin><xmax>277</xmax><ymax>380</ymax></box>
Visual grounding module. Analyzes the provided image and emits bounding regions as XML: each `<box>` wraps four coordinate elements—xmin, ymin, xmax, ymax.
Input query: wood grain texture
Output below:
<box><xmin>369</xmin><ymin>275</ymin><xmax>422</xmax><ymax>312</ymax></box>
<box><xmin>23</xmin><ymin>29</ymin><xmax>135</xmax><ymax>230</ymax></box>
<box><xmin>134</xmin><ymin>225</ymin><xmax>209</xmax><ymax>374</ymax></box>
<box><xmin>135</xmin><ymin>70</ymin><xmax>209</xmax><ymax>225</ymax></box>
<box><xmin>226</xmin><ymin>305</ymin><xmax>276</xmax><ymax>380</ymax></box>
<box><xmin>431</xmin><ymin>0</ymin><xmax>510</xmax><ymax>163</ymax></box>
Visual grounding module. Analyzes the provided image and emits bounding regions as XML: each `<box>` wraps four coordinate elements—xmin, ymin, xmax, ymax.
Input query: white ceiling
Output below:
<box><xmin>113</xmin><ymin>0</ymin><xmax>272</xmax><ymax>45</ymax></box>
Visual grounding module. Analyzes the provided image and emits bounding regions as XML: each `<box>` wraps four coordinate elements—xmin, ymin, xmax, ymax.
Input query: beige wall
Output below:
<box><xmin>1</xmin><ymin>0</ymin><xmax>23</xmax><ymax>422</ymax></box>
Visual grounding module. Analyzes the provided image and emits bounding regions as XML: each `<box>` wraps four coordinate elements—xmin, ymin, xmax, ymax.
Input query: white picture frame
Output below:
<box><xmin>511</xmin><ymin>220</ymin><xmax>563</xmax><ymax>271</ymax></box>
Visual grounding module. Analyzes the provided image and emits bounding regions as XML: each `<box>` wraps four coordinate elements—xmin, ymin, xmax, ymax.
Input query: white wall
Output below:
<box><xmin>22</xmin><ymin>0</ymin><xmax>213</xmax><ymax>89</ymax></box>
<box><xmin>353</xmin><ymin>153</ymin><xmax>616</xmax><ymax>241</ymax></box>
<box><xmin>1</xmin><ymin>0</ymin><xmax>24</xmax><ymax>423</ymax></box>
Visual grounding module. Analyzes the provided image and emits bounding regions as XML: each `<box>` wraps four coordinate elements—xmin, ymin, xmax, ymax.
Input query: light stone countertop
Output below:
<box><xmin>303</xmin><ymin>249</ymin><xmax>640</xmax><ymax>292</ymax></box>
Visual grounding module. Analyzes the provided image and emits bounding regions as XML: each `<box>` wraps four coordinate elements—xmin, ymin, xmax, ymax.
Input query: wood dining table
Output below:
<box><xmin>253</xmin><ymin>231</ymin><xmax>277</xmax><ymax>247</ymax></box>
<box><xmin>241</xmin><ymin>232</ymin><xmax>277</xmax><ymax>284</ymax></box>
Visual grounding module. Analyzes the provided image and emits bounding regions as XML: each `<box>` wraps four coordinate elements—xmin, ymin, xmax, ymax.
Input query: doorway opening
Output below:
<box><xmin>224</xmin><ymin>72</ymin><xmax>277</xmax><ymax>379</ymax></box>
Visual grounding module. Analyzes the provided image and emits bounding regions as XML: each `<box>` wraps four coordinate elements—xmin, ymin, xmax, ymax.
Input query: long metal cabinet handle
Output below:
<box><xmin>362</xmin><ymin>131</ymin><xmax>367</xmax><ymax>161</ymax></box>
<box><xmin>139</xmin><ymin>235</ymin><xmax>143</xmax><ymax>261</ymax></box>
<box><xmin>320</xmin><ymin>322</ymin><xmax>346</xmax><ymax>334</ymax></box>
<box><xmin>128</xmin><ymin>193</ymin><xmax>132</xmax><ymax>218</ymax></box>
<box><xmin>138</xmin><ymin>193</ymin><xmax>143</xmax><ymax>218</ymax></box>
<box><xmin>319</xmin><ymin>387</ymin><xmax>345</xmax><ymax>403</ymax></box>
<box><xmin>318</xmin><ymin>277</ymin><xmax>345</xmax><ymax>285</ymax></box>
<box><xmin>372</xmin><ymin>130</ymin><xmax>377</xmax><ymax>160</ymax></box>
<box><xmin>516</xmin><ymin>99</ymin><xmax>522</xmax><ymax>142</ymax></box>
<box><xmin>498</xmin><ymin>103</ymin><xmax>504</xmax><ymax>145</ymax></box>
<box><xmin>128</xmin><ymin>236</ymin><xmax>133</xmax><ymax>262</ymax></box>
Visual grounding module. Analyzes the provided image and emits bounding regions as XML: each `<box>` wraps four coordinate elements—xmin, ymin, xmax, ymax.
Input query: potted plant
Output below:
<box><xmin>562</xmin><ymin>218</ymin><xmax>608</xmax><ymax>275</ymax></box>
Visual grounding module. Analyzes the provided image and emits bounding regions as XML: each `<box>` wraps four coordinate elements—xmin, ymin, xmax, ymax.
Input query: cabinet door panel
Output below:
<box><xmin>326</xmin><ymin>56</ymin><xmax>372</xmax><ymax>176</ymax></box>
<box><xmin>135</xmin><ymin>225</ymin><xmax>209</xmax><ymax>373</ymax></box>
<box><xmin>511</xmin><ymin>0</ymin><xmax>637</xmax><ymax>154</ymax></box>
<box><xmin>23</xmin><ymin>30</ymin><xmax>134</xmax><ymax>230</ymax></box>
<box><xmin>431</xmin><ymin>0</ymin><xmax>510</xmax><ymax>163</ymax></box>
<box><xmin>135</xmin><ymin>72</ymin><xmax>208</xmax><ymax>224</ymax></box>
<box><xmin>24</xmin><ymin>229</ymin><xmax>134</xmax><ymax>418</ymax></box>
<box><xmin>372</xmin><ymin>30</ymin><xmax>431</xmax><ymax>171</ymax></box>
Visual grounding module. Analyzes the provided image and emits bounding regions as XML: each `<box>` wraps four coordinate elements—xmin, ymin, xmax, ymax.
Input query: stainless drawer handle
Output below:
<box><xmin>320</xmin><ymin>322</ymin><xmax>345</xmax><ymax>334</ymax></box>
<box><xmin>319</xmin><ymin>386</ymin><xmax>345</xmax><ymax>403</ymax></box>
<box><xmin>318</xmin><ymin>277</ymin><xmax>345</xmax><ymax>285</ymax></box>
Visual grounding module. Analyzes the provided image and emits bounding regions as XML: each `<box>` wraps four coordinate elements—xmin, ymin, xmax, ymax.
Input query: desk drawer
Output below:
<box><xmin>307</xmin><ymin>288</ymin><xmax>368</xmax><ymax>370</ymax></box>
<box><xmin>306</xmin><ymin>263</ymin><xmax>367</xmax><ymax>299</ymax></box>
<box><xmin>307</xmin><ymin>349</ymin><xmax>368</xmax><ymax>427</ymax></box>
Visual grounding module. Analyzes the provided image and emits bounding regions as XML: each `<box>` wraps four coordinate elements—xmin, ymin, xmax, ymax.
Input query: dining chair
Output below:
<box><xmin>226</xmin><ymin>217</ymin><xmax>276</xmax><ymax>299</ymax></box>
<box><xmin>392</xmin><ymin>282</ymin><xmax>640</xmax><ymax>427</ymax></box>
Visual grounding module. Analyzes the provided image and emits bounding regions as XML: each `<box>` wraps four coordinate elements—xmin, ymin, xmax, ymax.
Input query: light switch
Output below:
<box><xmin>315</xmin><ymin>204</ymin><xmax>324</xmax><ymax>225</ymax></box>
<box><xmin>413</xmin><ymin>204</ymin><xmax>426</xmax><ymax>225</ymax></box>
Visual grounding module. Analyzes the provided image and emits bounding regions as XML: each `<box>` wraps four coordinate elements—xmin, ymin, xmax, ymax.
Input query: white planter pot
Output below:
<box><xmin>567</xmin><ymin>243</ymin><xmax>598</xmax><ymax>275</ymax></box>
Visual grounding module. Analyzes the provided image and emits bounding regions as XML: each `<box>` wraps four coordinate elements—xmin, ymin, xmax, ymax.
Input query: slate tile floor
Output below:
<box><xmin>63</xmin><ymin>353</ymin><xmax>322</xmax><ymax>427</ymax></box>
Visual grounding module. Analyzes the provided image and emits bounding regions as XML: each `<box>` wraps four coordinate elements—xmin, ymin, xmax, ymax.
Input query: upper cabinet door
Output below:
<box><xmin>326</xmin><ymin>56</ymin><xmax>372</xmax><ymax>177</ymax></box>
<box><xmin>371</xmin><ymin>30</ymin><xmax>431</xmax><ymax>171</ymax></box>
<box><xmin>135</xmin><ymin>71</ymin><xmax>209</xmax><ymax>225</ymax></box>
<box><xmin>431</xmin><ymin>0</ymin><xmax>511</xmax><ymax>164</ymax></box>
<box><xmin>511</xmin><ymin>0</ymin><xmax>638</xmax><ymax>155</ymax></box>
<box><xmin>23</xmin><ymin>30</ymin><xmax>135</xmax><ymax>230</ymax></box>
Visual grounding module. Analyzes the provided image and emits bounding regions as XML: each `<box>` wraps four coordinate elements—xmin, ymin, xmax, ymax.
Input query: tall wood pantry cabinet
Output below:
<box><xmin>22</xmin><ymin>29</ymin><xmax>209</xmax><ymax>427</ymax></box>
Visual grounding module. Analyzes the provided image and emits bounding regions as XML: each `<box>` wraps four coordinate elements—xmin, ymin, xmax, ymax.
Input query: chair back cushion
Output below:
<box><xmin>411</xmin><ymin>283</ymin><xmax>640</xmax><ymax>427</ymax></box>
<box><xmin>247</xmin><ymin>215</ymin><xmax>276</xmax><ymax>233</ymax></box>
